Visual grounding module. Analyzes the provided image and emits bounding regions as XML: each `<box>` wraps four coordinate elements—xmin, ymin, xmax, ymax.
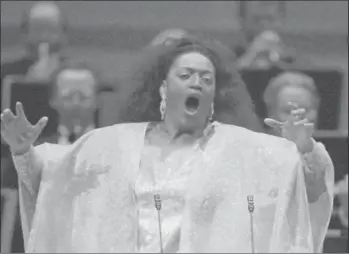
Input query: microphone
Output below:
<box><xmin>154</xmin><ymin>194</ymin><xmax>164</xmax><ymax>253</ymax></box>
<box><xmin>247</xmin><ymin>195</ymin><xmax>255</xmax><ymax>253</ymax></box>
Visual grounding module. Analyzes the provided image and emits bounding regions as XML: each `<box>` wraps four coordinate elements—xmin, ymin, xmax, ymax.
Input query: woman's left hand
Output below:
<box><xmin>264</xmin><ymin>104</ymin><xmax>315</xmax><ymax>154</ymax></box>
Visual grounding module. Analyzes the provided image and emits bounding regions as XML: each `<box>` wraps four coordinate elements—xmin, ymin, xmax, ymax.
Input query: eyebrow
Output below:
<box><xmin>178</xmin><ymin>67</ymin><xmax>213</xmax><ymax>75</ymax></box>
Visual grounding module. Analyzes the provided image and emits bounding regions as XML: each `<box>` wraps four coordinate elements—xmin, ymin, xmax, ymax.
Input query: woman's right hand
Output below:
<box><xmin>1</xmin><ymin>102</ymin><xmax>48</xmax><ymax>155</ymax></box>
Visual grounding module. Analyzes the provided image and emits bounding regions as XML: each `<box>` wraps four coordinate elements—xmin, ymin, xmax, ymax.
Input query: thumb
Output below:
<box><xmin>264</xmin><ymin>118</ymin><xmax>283</xmax><ymax>129</ymax></box>
<box><xmin>32</xmin><ymin>117</ymin><xmax>48</xmax><ymax>139</ymax></box>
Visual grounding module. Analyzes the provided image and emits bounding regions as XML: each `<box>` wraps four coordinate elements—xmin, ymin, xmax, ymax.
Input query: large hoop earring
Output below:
<box><xmin>209</xmin><ymin>103</ymin><xmax>214</xmax><ymax>121</ymax></box>
<box><xmin>160</xmin><ymin>82</ymin><xmax>167</xmax><ymax>120</ymax></box>
<box><xmin>160</xmin><ymin>97</ymin><xmax>166</xmax><ymax>120</ymax></box>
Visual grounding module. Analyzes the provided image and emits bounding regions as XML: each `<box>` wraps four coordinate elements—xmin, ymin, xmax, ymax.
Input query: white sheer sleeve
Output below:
<box><xmin>12</xmin><ymin>143</ymin><xmax>71</xmax><ymax>248</ymax></box>
<box><xmin>301</xmin><ymin>141</ymin><xmax>334</xmax><ymax>202</ymax></box>
<box><xmin>12</xmin><ymin>143</ymin><xmax>71</xmax><ymax>197</ymax></box>
<box><xmin>12</xmin><ymin>146</ymin><xmax>44</xmax><ymax>197</ymax></box>
<box><xmin>301</xmin><ymin>141</ymin><xmax>335</xmax><ymax>252</ymax></box>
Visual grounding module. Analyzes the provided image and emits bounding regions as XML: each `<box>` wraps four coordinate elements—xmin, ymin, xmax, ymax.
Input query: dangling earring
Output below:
<box><xmin>160</xmin><ymin>96</ymin><xmax>166</xmax><ymax>120</ymax></box>
<box><xmin>209</xmin><ymin>103</ymin><xmax>214</xmax><ymax>121</ymax></box>
<box><xmin>160</xmin><ymin>82</ymin><xmax>167</xmax><ymax>120</ymax></box>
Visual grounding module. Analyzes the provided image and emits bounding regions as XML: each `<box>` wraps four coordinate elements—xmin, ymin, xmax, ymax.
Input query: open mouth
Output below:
<box><xmin>185</xmin><ymin>95</ymin><xmax>200</xmax><ymax>113</ymax></box>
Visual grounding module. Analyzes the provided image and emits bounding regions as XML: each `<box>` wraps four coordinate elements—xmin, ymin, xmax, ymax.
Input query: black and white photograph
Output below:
<box><xmin>1</xmin><ymin>1</ymin><xmax>347</xmax><ymax>253</ymax></box>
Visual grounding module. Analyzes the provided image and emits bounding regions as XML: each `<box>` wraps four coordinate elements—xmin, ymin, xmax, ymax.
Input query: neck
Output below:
<box><xmin>162</xmin><ymin>116</ymin><xmax>206</xmax><ymax>144</ymax></box>
<box><xmin>27</xmin><ymin>44</ymin><xmax>61</xmax><ymax>60</ymax></box>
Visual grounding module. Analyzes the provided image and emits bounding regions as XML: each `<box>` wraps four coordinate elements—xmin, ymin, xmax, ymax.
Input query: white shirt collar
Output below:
<box><xmin>57</xmin><ymin>124</ymin><xmax>95</xmax><ymax>145</ymax></box>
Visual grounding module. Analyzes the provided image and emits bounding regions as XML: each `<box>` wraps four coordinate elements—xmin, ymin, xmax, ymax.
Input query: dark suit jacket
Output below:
<box><xmin>1</xmin><ymin>56</ymin><xmax>35</xmax><ymax>86</ymax></box>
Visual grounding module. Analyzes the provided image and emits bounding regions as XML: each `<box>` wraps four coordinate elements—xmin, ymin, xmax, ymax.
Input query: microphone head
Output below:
<box><xmin>154</xmin><ymin>194</ymin><xmax>162</xmax><ymax>210</ymax></box>
<box><xmin>247</xmin><ymin>195</ymin><xmax>254</xmax><ymax>203</ymax></box>
<box><xmin>247</xmin><ymin>195</ymin><xmax>255</xmax><ymax>213</ymax></box>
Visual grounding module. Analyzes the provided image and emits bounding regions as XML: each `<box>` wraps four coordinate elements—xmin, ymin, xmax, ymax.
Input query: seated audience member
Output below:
<box><xmin>2</xmin><ymin>61</ymin><xmax>99</xmax><ymax>186</ymax></box>
<box><xmin>41</xmin><ymin>62</ymin><xmax>100</xmax><ymax>145</ymax></box>
<box><xmin>263</xmin><ymin>71</ymin><xmax>320</xmax><ymax>135</ymax></box>
<box><xmin>237</xmin><ymin>30</ymin><xmax>294</xmax><ymax>69</ymax></box>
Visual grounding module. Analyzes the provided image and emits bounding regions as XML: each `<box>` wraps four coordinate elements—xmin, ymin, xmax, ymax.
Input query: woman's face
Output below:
<box><xmin>162</xmin><ymin>51</ymin><xmax>216</xmax><ymax>129</ymax></box>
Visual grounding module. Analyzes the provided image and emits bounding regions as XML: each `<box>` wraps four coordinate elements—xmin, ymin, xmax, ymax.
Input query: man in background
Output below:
<box><xmin>2</xmin><ymin>61</ymin><xmax>99</xmax><ymax>187</ymax></box>
<box><xmin>236</xmin><ymin>30</ymin><xmax>296</xmax><ymax>69</ymax></box>
<box><xmin>1</xmin><ymin>1</ymin><xmax>68</xmax><ymax>89</ymax></box>
<box><xmin>42</xmin><ymin>62</ymin><xmax>99</xmax><ymax>144</ymax></box>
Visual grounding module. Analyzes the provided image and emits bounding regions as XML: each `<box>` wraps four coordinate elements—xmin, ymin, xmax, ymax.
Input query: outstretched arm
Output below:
<box><xmin>264</xmin><ymin>105</ymin><xmax>334</xmax><ymax>204</ymax></box>
<box><xmin>1</xmin><ymin>101</ymin><xmax>48</xmax><ymax>196</ymax></box>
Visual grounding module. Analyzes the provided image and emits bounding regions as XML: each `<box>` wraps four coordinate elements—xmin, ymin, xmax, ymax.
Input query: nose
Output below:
<box><xmin>189</xmin><ymin>83</ymin><xmax>202</xmax><ymax>92</ymax></box>
<box><xmin>189</xmin><ymin>74</ymin><xmax>203</xmax><ymax>92</ymax></box>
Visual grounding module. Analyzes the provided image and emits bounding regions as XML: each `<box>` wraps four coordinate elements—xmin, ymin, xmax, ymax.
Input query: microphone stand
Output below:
<box><xmin>247</xmin><ymin>195</ymin><xmax>255</xmax><ymax>253</ymax></box>
<box><xmin>154</xmin><ymin>194</ymin><xmax>164</xmax><ymax>253</ymax></box>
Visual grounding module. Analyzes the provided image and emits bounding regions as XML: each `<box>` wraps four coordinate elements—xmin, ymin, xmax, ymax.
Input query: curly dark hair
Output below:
<box><xmin>120</xmin><ymin>36</ymin><xmax>263</xmax><ymax>132</ymax></box>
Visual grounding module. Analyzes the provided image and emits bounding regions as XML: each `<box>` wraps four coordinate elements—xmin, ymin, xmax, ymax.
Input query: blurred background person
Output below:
<box><xmin>42</xmin><ymin>61</ymin><xmax>99</xmax><ymax>144</ymax></box>
<box><xmin>237</xmin><ymin>29</ymin><xmax>295</xmax><ymax>69</ymax></box>
<box><xmin>1</xmin><ymin>1</ymin><xmax>68</xmax><ymax>88</ymax></box>
<box><xmin>235</xmin><ymin>1</ymin><xmax>302</xmax><ymax>70</ymax></box>
<box><xmin>263</xmin><ymin>71</ymin><xmax>320</xmax><ymax>136</ymax></box>
<box><xmin>148</xmin><ymin>28</ymin><xmax>189</xmax><ymax>47</ymax></box>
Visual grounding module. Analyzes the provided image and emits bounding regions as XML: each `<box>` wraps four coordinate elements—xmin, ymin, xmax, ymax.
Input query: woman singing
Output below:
<box><xmin>1</xmin><ymin>37</ymin><xmax>333</xmax><ymax>253</ymax></box>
